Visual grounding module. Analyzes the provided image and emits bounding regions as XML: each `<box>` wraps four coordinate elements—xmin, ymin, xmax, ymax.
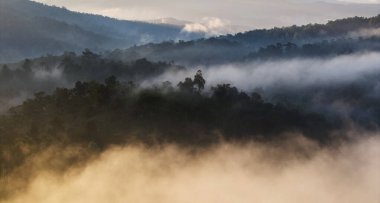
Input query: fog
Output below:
<box><xmin>3</xmin><ymin>135</ymin><xmax>379</xmax><ymax>203</ymax></box>
<box><xmin>1</xmin><ymin>51</ymin><xmax>380</xmax><ymax>203</ymax></box>
<box><xmin>139</xmin><ymin>51</ymin><xmax>380</xmax><ymax>125</ymax></box>
<box><xmin>144</xmin><ymin>52</ymin><xmax>380</xmax><ymax>91</ymax></box>
<box><xmin>1</xmin><ymin>1</ymin><xmax>379</xmax><ymax>202</ymax></box>
<box><xmin>0</xmin><ymin>63</ymin><xmax>69</xmax><ymax>113</ymax></box>
<box><xmin>32</xmin><ymin>64</ymin><xmax>64</xmax><ymax>80</ymax></box>
<box><xmin>349</xmin><ymin>28</ymin><xmax>380</xmax><ymax>38</ymax></box>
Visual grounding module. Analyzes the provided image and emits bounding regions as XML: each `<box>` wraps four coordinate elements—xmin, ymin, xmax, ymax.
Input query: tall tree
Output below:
<box><xmin>193</xmin><ymin>70</ymin><xmax>206</xmax><ymax>92</ymax></box>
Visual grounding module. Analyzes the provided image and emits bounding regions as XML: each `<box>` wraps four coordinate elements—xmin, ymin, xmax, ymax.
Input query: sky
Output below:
<box><xmin>34</xmin><ymin>0</ymin><xmax>380</xmax><ymax>32</ymax></box>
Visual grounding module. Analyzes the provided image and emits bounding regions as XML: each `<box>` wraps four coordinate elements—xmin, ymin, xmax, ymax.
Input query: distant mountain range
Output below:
<box><xmin>107</xmin><ymin>14</ymin><xmax>380</xmax><ymax>65</ymax></box>
<box><xmin>0</xmin><ymin>0</ymin><xmax>204</xmax><ymax>63</ymax></box>
<box><xmin>1</xmin><ymin>0</ymin><xmax>379</xmax><ymax>65</ymax></box>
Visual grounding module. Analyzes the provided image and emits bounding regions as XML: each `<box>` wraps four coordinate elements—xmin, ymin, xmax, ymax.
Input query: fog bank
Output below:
<box><xmin>145</xmin><ymin>52</ymin><xmax>380</xmax><ymax>91</ymax></box>
<box><xmin>4</xmin><ymin>136</ymin><xmax>380</xmax><ymax>203</ymax></box>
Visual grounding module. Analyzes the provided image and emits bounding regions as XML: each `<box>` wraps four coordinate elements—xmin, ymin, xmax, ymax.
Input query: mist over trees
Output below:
<box><xmin>0</xmin><ymin>50</ymin><xmax>184</xmax><ymax>112</ymax></box>
<box><xmin>0</xmin><ymin>72</ymin><xmax>338</xmax><ymax>193</ymax></box>
<box><xmin>107</xmin><ymin>15</ymin><xmax>380</xmax><ymax>65</ymax></box>
<box><xmin>1</xmin><ymin>6</ymin><xmax>380</xmax><ymax>201</ymax></box>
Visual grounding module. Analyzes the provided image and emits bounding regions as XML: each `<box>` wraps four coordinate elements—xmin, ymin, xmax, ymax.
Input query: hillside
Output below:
<box><xmin>108</xmin><ymin>15</ymin><xmax>380</xmax><ymax>65</ymax></box>
<box><xmin>1</xmin><ymin>14</ymin><xmax>380</xmax><ymax>111</ymax></box>
<box><xmin>0</xmin><ymin>0</ymin><xmax>203</xmax><ymax>63</ymax></box>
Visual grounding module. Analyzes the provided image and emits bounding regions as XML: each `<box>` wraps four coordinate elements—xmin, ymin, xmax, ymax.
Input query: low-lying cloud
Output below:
<box><xmin>32</xmin><ymin>65</ymin><xmax>64</xmax><ymax>80</ymax></box>
<box><xmin>145</xmin><ymin>52</ymin><xmax>380</xmax><ymax>91</ymax></box>
<box><xmin>182</xmin><ymin>17</ymin><xmax>233</xmax><ymax>36</ymax></box>
<box><xmin>349</xmin><ymin>28</ymin><xmax>380</xmax><ymax>39</ymax></box>
<box><xmin>3</xmin><ymin>135</ymin><xmax>380</xmax><ymax>203</ymax></box>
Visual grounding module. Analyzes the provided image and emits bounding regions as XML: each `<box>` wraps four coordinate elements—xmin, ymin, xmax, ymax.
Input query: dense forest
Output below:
<box><xmin>0</xmin><ymin>51</ymin><xmax>182</xmax><ymax>112</ymax></box>
<box><xmin>245</xmin><ymin>38</ymin><xmax>380</xmax><ymax>60</ymax></box>
<box><xmin>3</xmin><ymin>65</ymin><xmax>380</xmax><ymax>196</ymax></box>
<box><xmin>0</xmin><ymin>71</ymin><xmax>341</xmax><ymax>196</ymax></box>
<box><xmin>1</xmin><ymin>5</ymin><xmax>380</xmax><ymax>200</ymax></box>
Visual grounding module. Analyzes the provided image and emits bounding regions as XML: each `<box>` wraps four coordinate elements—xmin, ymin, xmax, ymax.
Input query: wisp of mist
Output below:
<box><xmin>143</xmin><ymin>52</ymin><xmax>380</xmax><ymax>91</ymax></box>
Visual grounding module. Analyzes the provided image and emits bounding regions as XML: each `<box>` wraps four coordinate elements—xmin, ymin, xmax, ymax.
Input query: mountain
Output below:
<box><xmin>0</xmin><ymin>0</ymin><xmax>204</xmax><ymax>63</ymax></box>
<box><xmin>107</xmin><ymin>14</ymin><xmax>380</xmax><ymax>65</ymax></box>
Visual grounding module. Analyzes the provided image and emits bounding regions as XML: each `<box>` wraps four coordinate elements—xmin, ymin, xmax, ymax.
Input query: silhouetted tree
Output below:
<box><xmin>212</xmin><ymin>84</ymin><xmax>239</xmax><ymax>101</ymax></box>
<box><xmin>193</xmin><ymin>70</ymin><xmax>206</xmax><ymax>92</ymax></box>
<box><xmin>251</xmin><ymin>92</ymin><xmax>263</xmax><ymax>103</ymax></box>
<box><xmin>22</xmin><ymin>59</ymin><xmax>32</xmax><ymax>73</ymax></box>
<box><xmin>178</xmin><ymin>77</ymin><xmax>194</xmax><ymax>93</ymax></box>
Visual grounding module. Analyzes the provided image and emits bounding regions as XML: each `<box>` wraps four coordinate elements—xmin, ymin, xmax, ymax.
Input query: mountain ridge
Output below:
<box><xmin>0</xmin><ymin>0</ymin><xmax>204</xmax><ymax>63</ymax></box>
<box><xmin>107</xmin><ymin>14</ymin><xmax>380</xmax><ymax>65</ymax></box>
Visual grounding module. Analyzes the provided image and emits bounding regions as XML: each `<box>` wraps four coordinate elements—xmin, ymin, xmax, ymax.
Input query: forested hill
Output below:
<box><xmin>0</xmin><ymin>0</ymin><xmax>203</xmax><ymax>63</ymax></box>
<box><xmin>108</xmin><ymin>15</ymin><xmax>380</xmax><ymax>65</ymax></box>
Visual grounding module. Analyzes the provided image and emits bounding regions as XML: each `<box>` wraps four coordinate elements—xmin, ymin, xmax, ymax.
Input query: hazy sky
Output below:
<box><xmin>34</xmin><ymin>0</ymin><xmax>380</xmax><ymax>31</ymax></box>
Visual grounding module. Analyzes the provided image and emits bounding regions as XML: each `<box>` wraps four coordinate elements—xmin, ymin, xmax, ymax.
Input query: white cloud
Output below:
<box><xmin>182</xmin><ymin>17</ymin><xmax>233</xmax><ymax>36</ymax></box>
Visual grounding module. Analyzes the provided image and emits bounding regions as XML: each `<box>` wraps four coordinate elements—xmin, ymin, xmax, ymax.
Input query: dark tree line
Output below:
<box><xmin>245</xmin><ymin>37</ymin><xmax>380</xmax><ymax>60</ymax></box>
<box><xmin>0</xmin><ymin>49</ymin><xmax>182</xmax><ymax>85</ymax></box>
<box><xmin>0</xmin><ymin>50</ymin><xmax>184</xmax><ymax>114</ymax></box>
<box><xmin>0</xmin><ymin>72</ymin><xmax>335</xmax><ymax>187</ymax></box>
